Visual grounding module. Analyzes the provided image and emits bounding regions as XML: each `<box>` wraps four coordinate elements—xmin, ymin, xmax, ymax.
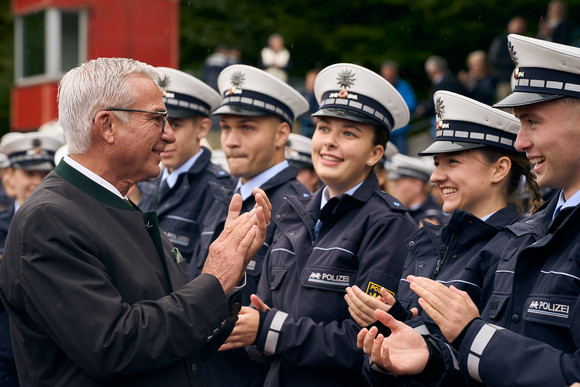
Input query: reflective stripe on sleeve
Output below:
<box><xmin>471</xmin><ymin>324</ymin><xmax>501</xmax><ymax>355</ymax></box>
<box><xmin>264</xmin><ymin>311</ymin><xmax>288</xmax><ymax>355</ymax></box>
<box><xmin>467</xmin><ymin>323</ymin><xmax>504</xmax><ymax>382</ymax></box>
<box><xmin>444</xmin><ymin>342</ymin><xmax>460</xmax><ymax>370</ymax></box>
<box><xmin>467</xmin><ymin>354</ymin><xmax>482</xmax><ymax>382</ymax></box>
<box><xmin>413</xmin><ymin>324</ymin><xmax>430</xmax><ymax>335</ymax></box>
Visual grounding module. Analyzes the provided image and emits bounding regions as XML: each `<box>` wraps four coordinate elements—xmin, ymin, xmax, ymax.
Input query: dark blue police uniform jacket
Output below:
<box><xmin>364</xmin><ymin>205</ymin><xmax>521</xmax><ymax>387</ymax></box>
<box><xmin>200</xmin><ymin>165</ymin><xmax>310</xmax><ymax>387</ymax></box>
<box><xmin>449</xmin><ymin>195</ymin><xmax>580</xmax><ymax>386</ymax></box>
<box><xmin>247</xmin><ymin>173</ymin><xmax>417</xmax><ymax>387</ymax></box>
<box><xmin>399</xmin><ymin>205</ymin><xmax>520</xmax><ymax>321</ymax></box>
<box><xmin>138</xmin><ymin>147</ymin><xmax>236</xmax><ymax>269</ymax></box>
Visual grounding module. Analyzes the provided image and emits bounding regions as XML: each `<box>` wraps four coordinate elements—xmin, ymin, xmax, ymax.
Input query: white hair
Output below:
<box><xmin>424</xmin><ymin>55</ymin><xmax>448</xmax><ymax>73</ymax></box>
<box><xmin>58</xmin><ymin>57</ymin><xmax>162</xmax><ymax>154</ymax></box>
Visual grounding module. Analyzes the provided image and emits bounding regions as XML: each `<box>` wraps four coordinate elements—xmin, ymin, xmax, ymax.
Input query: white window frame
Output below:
<box><xmin>14</xmin><ymin>7</ymin><xmax>87</xmax><ymax>86</ymax></box>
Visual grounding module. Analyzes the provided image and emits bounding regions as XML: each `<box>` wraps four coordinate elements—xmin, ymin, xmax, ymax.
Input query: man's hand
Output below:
<box><xmin>246</xmin><ymin>188</ymin><xmax>271</xmax><ymax>266</ymax></box>
<box><xmin>408</xmin><ymin>275</ymin><xmax>479</xmax><ymax>342</ymax></box>
<box><xmin>357</xmin><ymin>310</ymin><xmax>429</xmax><ymax>375</ymax></box>
<box><xmin>202</xmin><ymin>189</ymin><xmax>270</xmax><ymax>294</ymax></box>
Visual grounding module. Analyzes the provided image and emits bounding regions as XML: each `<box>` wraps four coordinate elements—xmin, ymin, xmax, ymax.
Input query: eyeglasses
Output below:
<box><xmin>103</xmin><ymin>108</ymin><xmax>168</xmax><ymax>132</ymax></box>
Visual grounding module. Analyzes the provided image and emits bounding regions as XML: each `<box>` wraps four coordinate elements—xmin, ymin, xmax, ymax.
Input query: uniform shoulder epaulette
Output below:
<box><xmin>375</xmin><ymin>190</ymin><xmax>408</xmax><ymax>213</ymax></box>
<box><xmin>288</xmin><ymin>179</ymin><xmax>311</xmax><ymax>198</ymax></box>
<box><xmin>206</xmin><ymin>162</ymin><xmax>233</xmax><ymax>180</ymax></box>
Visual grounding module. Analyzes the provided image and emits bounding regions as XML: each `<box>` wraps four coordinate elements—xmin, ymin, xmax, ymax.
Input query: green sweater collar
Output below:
<box><xmin>55</xmin><ymin>160</ymin><xmax>134</xmax><ymax>210</ymax></box>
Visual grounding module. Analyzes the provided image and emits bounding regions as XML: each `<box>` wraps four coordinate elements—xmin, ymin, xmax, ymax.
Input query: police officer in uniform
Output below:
<box><xmin>359</xmin><ymin>34</ymin><xmax>580</xmax><ymax>387</ymax></box>
<box><xmin>200</xmin><ymin>64</ymin><xmax>311</xmax><ymax>386</ymax></box>
<box><xmin>354</xmin><ymin>90</ymin><xmax>542</xmax><ymax>387</ymax></box>
<box><xmin>138</xmin><ymin>67</ymin><xmax>236</xmax><ymax>274</ymax></box>
<box><xmin>0</xmin><ymin>131</ymin><xmax>62</xmax><ymax>387</ymax></box>
<box><xmin>219</xmin><ymin>63</ymin><xmax>417</xmax><ymax>386</ymax></box>
<box><xmin>387</xmin><ymin>153</ymin><xmax>444</xmax><ymax>226</ymax></box>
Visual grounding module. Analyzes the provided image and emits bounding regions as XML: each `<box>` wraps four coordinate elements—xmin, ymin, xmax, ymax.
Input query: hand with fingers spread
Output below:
<box><xmin>408</xmin><ymin>275</ymin><xmax>480</xmax><ymax>342</ymax></box>
<box><xmin>219</xmin><ymin>294</ymin><xmax>270</xmax><ymax>351</ymax></box>
<box><xmin>202</xmin><ymin>190</ymin><xmax>270</xmax><ymax>294</ymax></box>
<box><xmin>357</xmin><ymin>310</ymin><xmax>429</xmax><ymax>375</ymax></box>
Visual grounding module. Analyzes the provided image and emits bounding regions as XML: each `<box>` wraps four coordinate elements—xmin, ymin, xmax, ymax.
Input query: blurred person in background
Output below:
<box><xmin>380</xmin><ymin>60</ymin><xmax>417</xmax><ymax>155</ymax></box>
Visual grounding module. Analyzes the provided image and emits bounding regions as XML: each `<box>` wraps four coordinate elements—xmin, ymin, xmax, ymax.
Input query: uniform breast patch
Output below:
<box><xmin>366</xmin><ymin>282</ymin><xmax>395</xmax><ymax>298</ymax></box>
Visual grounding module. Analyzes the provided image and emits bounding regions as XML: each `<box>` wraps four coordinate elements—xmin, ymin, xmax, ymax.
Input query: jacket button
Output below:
<box><xmin>191</xmin><ymin>363</ymin><xmax>197</xmax><ymax>374</ymax></box>
<box><xmin>511</xmin><ymin>314</ymin><xmax>520</xmax><ymax>323</ymax></box>
<box><xmin>408</xmin><ymin>241</ymin><xmax>415</xmax><ymax>247</ymax></box>
<box><xmin>275</xmin><ymin>214</ymin><xmax>281</xmax><ymax>220</ymax></box>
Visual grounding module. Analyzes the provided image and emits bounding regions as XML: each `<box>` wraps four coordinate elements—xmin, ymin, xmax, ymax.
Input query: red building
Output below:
<box><xmin>11</xmin><ymin>0</ymin><xmax>180</xmax><ymax>132</ymax></box>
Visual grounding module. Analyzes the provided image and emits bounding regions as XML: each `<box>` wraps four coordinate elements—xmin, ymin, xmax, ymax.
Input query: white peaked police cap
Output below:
<box><xmin>285</xmin><ymin>133</ymin><xmax>313</xmax><ymax>169</ymax></box>
<box><xmin>388</xmin><ymin>153</ymin><xmax>434</xmax><ymax>182</ymax></box>
<box><xmin>495</xmin><ymin>34</ymin><xmax>580</xmax><ymax>108</ymax></box>
<box><xmin>419</xmin><ymin>91</ymin><xmax>521</xmax><ymax>156</ymax></box>
<box><xmin>157</xmin><ymin>67</ymin><xmax>221</xmax><ymax>118</ymax></box>
<box><xmin>0</xmin><ymin>131</ymin><xmax>64</xmax><ymax>171</ymax></box>
<box><xmin>213</xmin><ymin>64</ymin><xmax>309</xmax><ymax>125</ymax></box>
<box><xmin>312</xmin><ymin>63</ymin><xmax>410</xmax><ymax>133</ymax></box>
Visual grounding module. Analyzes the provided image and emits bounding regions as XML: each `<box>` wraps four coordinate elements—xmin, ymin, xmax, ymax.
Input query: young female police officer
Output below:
<box><xmin>219</xmin><ymin>63</ymin><xmax>417</xmax><ymax>386</ymax></box>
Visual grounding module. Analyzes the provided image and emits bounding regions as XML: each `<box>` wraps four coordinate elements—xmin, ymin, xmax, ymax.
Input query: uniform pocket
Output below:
<box><xmin>270</xmin><ymin>266</ymin><xmax>289</xmax><ymax>291</ymax></box>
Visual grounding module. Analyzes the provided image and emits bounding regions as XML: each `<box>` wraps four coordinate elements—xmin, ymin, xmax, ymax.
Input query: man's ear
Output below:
<box><xmin>274</xmin><ymin>120</ymin><xmax>291</xmax><ymax>149</ymax></box>
<box><xmin>197</xmin><ymin>117</ymin><xmax>212</xmax><ymax>142</ymax></box>
<box><xmin>93</xmin><ymin>111</ymin><xmax>116</xmax><ymax>144</ymax></box>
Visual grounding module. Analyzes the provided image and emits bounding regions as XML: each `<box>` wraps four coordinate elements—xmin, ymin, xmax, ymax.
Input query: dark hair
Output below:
<box><xmin>478</xmin><ymin>147</ymin><xmax>542</xmax><ymax>214</ymax></box>
<box><xmin>372</xmin><ymin>125</ymin><xmax>389</xmax><ymax>149</ymax></box>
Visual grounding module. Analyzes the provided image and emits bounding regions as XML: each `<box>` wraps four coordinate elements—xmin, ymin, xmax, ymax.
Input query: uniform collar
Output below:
<box><xmin>235</xmin><ymin>160</ymin><xmax>289</xmax><ymax>201</ymax></box>
<box><xmin>161</xmin><ymin>148</ymin><xmax>204</xmax><ymax>189</ymax></box>
<box><xmin>319</xmin><ymin>180</ymin><xmax>364</xmax><ymax>211</ymax></box>
<box><xmin>553</xmin><ymin>189</ymin><xmax>580</xmax><ymax>220</ymax></box>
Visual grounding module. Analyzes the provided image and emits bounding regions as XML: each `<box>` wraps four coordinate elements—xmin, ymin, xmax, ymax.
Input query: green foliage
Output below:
<box><xmin>0</xmin><ymin>1</ymin><xmax>13</xmax><ymax>136</ymax></box>
<box><xmin>180</xmin><ymin>0</ymin><xmax>578</xmax><ymax>100</ymax></box>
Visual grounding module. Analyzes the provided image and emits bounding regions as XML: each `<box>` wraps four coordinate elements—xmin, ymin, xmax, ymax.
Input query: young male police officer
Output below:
<box><xmin>360</xmin><ymin>34</ymin><xmax>580</xmax><ymax>387</ymax></box>
<box><xmin>199</xmin><ymin>64</ymin><xmax>311</xmax><ymax>387</ymax></box>
<box><xmin>138</xmin><ymin>67</ymin><xmax>236</xmax><ymax>274</ymax></box>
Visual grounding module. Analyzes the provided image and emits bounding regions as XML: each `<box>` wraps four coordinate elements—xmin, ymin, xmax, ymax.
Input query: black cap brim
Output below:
<box><xmin>167</xmin><ymin>107</ymin><xmax>203</xmax><ymax>119</ymax></box>
<box><xmin>12</xmin><ymin>161</ymin><xmax>55</xmax><ymax>171</ymax></box>
<box><xmin>213</xmin><ymin>105</ymin><xmax>267</xmax><ymax>117</ymax></box>
<box><xmin>418</xmin><ymin>141</ymin><xmax>485</xmax><ymax>156</ymax></box>
<box><xmin>493</xmin><ymin>92</ymin><xmax>564</xmax><ymax>108</ymax></box>
<box><xmin>312</xmin><ymin>108</ymin><xmax>381</xmax><ymax>126</ymax></box>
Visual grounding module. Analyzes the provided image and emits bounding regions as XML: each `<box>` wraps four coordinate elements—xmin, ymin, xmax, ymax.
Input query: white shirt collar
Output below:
<box><xmin>235</xmin><ymin>160</ymin><xmax>289</xmax><ymax>201</ymax></box>
<box><xmin>553</xmin><ymin>189</ymin><xmax>580</xmax><ymax>219</ymax></box>
<box><xmin>64</xmin><ymin>155</ymin><xmax>126</xmax><ymax>199</ymax></box>
<box><xmin>161</xmin><ymin>148</ymin><xmax>204</xmax><ymax>189</ymax></box>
